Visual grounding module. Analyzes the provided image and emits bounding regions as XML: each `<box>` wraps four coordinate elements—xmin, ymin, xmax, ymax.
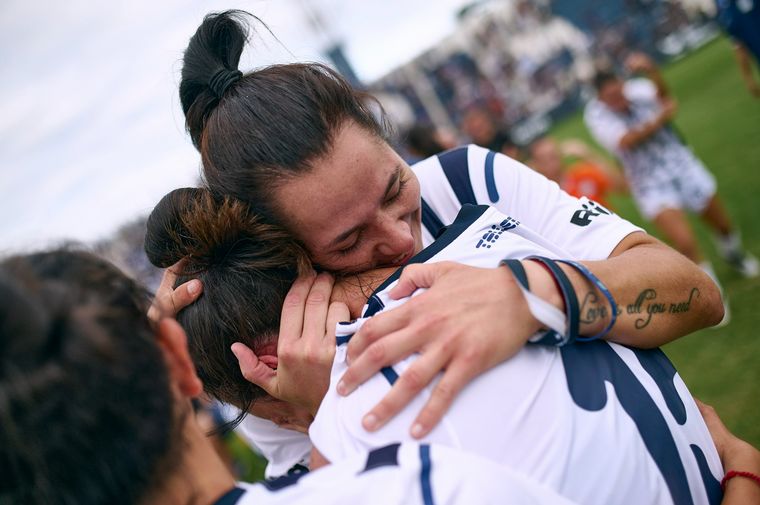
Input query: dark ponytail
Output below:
<box><xmin>179</xmin><ymin>10</ymin><xmax>389</xmax><ymax>221</ymax></box>
<box><xmin>145</xmin><ymin>188</ymin><xmax>310</xmax><ymax>414</ymax></box>
<box><xmin>180</xmin><ymin>10</ymin><xmax>248</xmax><ymax>149</ymax></box>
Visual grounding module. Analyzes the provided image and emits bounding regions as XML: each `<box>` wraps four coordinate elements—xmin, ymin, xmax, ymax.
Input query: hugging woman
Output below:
<box><xmin>149</xmin><ymin>13</ymin><xmax>724</xmax><ymax>472</ymax></box>
<box><xmin>145</xmin><ymin>186</ymin><xmax>725</xmax><ymax>505</ymax></box>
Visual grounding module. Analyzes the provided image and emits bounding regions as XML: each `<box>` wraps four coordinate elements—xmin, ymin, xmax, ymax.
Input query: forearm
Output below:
<box><xmin>619</xmin><ymin>113</ymin><xmax>667</xmax><ymax>149</ymax></box>
<box><xmin>735</xmin><ymin>45</ymin><xmax>760</xmax><ymax>91</ymax></box>
<box><xmin>643</xmin><ymin>67</ymin><xmax>670</xmax><ymax>99</ymax></box>
<box><xmin>722</xmin><ymin>440</ymin><xmax>760</xmax><ymax>504</ymax></box>
<box><xmin>525</xmin><ymin>234</ymin><xmax>723</xmax><ymax>347</ymax></box>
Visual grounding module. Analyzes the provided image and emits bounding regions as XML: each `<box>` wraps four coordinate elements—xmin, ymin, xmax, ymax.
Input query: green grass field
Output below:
<box><xmin>552</xmin><ymin>35</ymin><xmax>760</xmax><ymax>447</ymax></box>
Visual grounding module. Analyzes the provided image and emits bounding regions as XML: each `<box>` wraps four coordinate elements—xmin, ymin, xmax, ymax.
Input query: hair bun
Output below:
<box><xmin>145</xmin><ymin>187</ymin><xmax>310</xmax><ymax>277</ymax></box>
<box><xmin>144</xmin><ymin>187</ymin><xmax>207</xmax><ymax>268</ymax></box>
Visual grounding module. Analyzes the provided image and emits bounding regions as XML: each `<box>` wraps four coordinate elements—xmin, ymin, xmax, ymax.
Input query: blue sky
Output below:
<box><xmin>0</xmin><ymin>0</ymin><xmax>472</xmax><ymax>251</ymax></box>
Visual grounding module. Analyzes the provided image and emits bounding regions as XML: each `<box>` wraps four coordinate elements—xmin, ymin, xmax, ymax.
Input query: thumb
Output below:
<box><xmin>388</xmin><ymin>262</ymin><xmax>451</xmax><ymax>299</ymax></box>
<box><xmin>231</xmin><ymin>342</ymin><xmax>278</xmax><ymax>396</ymax></box>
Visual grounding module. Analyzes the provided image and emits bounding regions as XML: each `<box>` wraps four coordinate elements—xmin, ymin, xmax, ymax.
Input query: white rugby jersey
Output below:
<box><xmin>414</xmin><ymin>144</ymin><xmax>639</xmax><ymax>255</ymax></box>
<box><xmin>238</xmin><ymin>145</ymin><xmax>643</xmax><ymax>478</ymax></box>
<box><xmin>583</xmin><ymin>78</ymin><xmax>708</xmax><ymax>195</ymax></box>
<box><xmin>310</xmin><ymin>205</ymin><xmax>723</xmax><ymax>505</ymax></box>
<box><xmin>214</xmin><ymin>443</ymin><xmax>577</xmax><ymax>505</ymax></box>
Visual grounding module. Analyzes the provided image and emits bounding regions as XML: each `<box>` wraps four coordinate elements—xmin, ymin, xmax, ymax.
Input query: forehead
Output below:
<box><xmin>274</xmin><ymin>124</ymin><xmax>397</xmax><ymax>247</ymax></box>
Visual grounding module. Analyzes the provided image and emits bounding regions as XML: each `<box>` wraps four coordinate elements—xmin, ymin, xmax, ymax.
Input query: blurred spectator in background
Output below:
<box><xmin>715</xmin><ymin>0</ymin><xmax>760</xmax><ymax>97</ymax></box>
<box><xmin>528</xmin><ymin>136</ymin><xmax>626</xmax><ymax>208</ymax></box>
<box><xmin>584</xmin><ymin>52</ymin><xmax>758</xmax><ymax>292</ymax></box>
<box><xmin>403</xmin><ymin>123</ymin><xmax>458</xmax><ymax>162</ymax></box>
<box><xmin>461</xmin><ymin>104</ymin><xmax>522</xmax><ymax>159</ymax></box>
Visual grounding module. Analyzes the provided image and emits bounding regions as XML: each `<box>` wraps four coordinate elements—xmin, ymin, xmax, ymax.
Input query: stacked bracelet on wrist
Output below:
<box><xmin>526</xmin><ymin>256</ymin><xmax>580</xmax><ymax>346</ymax></box>
<box><xmin>500</xmin><ymin>259</ymin><xmax>566</xmax><ymax>346</ymax></box>
<box><xmin>721</xmin><ymin>470</ymin><xmax>760</xmax><ymax>492</ymax></box>
<box><xmin>500</xmin><ymin>256</ymin><xmax>618</xmax><ymax>347</ymax></box>
<box><xmin>555</xmin><ymin>259</ymin><xmax>618</xmax><ymax>342</ymax></box>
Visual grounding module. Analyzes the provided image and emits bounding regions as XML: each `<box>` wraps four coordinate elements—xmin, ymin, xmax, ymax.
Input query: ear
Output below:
<box><xmin>259</xmin><ymin>355</ymin><xmax>278</xmax><ymax>369</ymax></box>
<box><xmin>156</xmin><ymin>318</ymin><xmax>203</xmax><ymax>398</ymax></box>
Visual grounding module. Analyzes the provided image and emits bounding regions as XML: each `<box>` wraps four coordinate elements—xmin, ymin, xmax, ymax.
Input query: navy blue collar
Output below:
<box><xmin>212</xmin><ymin>486</ymin><xmax>246</xmax><ymax>505</ymax></box>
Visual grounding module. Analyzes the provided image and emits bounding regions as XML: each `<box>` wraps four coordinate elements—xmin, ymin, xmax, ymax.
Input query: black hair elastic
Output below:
<box><xmin>209</xmin><ymin>68</ymin><xmax>243</xmax><ymax>98</ymax></box>
<box><xmin>500</xmin><ymin>258</ymin><xmax>566</xmax><ymax>347</ymax></box>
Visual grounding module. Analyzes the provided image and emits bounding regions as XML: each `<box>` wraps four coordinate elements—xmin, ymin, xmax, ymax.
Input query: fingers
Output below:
<box><xmin>358</xmin><ymin>346</ymin><xmax>448</xmax><ymax>433</ymax></box>
<box><xmin>279</xmin><ymin>271</ymin><xmax>317</xmax><ymax>345</ymax></box>
<box><xmin>326</xmin><ymin>301</ymin><xmax>351</xmax><ymax>340</ymax></box>
<box><xmin>301</xmin><ymin>273</ymin><xmax>334</xmax><ymax>344</ymax></box>
<box><xmin>171</xmin><ymin>279</ymin><xmax>203</xmax><ymax>312</ymax></box>
<box><xmin>408</xmin><ymin>361</ymin><xmax>475</xmax><ymax>438</ymax></box>
<box><xmin>148</xmin><ymin>265</ymin><xmax>202</xmax><ymax>322</ymax></box>
<box><xmin>345</xmin><ymin>301</ymin><xmax>413</xmax><ymax>366</ymax></box>
<box><xmin>388</xmin><ymin>262</ymin><xmax>451</xmax><ymax>299</ymax></box>
<box><xmin>231</xmin><ymin>342</ymin><xmax>278</xmax><ymax>396</ymax></box>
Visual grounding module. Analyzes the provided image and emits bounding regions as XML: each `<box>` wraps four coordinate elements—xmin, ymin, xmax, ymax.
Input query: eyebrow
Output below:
<box><xmin>327</xmin><ymin>166</ymin><xmax>401</xmax><ymax>249</ymax></box>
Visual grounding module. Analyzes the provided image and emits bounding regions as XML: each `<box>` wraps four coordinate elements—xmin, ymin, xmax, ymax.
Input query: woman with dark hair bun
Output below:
<box><xmin>143</xmin><ymin>187</ymin><xmax>746</xmax><ymax>505</ymax></box>
<box><xmin>145</xmin><ymin>188</ymin><xmax>312</xmax><ymax>418</ymax></box>
<box><xmin>153</xmin><ymin>9</ymin><xmax>724</xmax><ymax>468</ymax></box>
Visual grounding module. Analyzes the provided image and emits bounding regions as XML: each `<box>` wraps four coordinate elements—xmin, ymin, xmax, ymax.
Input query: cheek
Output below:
<box><xmin>308</xmin><ymin>245</ymin><xmax>375</xmax><ymax>274</ymax></box>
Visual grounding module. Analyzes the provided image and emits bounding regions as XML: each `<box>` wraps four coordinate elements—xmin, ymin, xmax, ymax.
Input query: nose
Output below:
<box><xmin>375</xmin><ymin>215</ymin><xmax>415</xmax><ymax>262</ymax></box>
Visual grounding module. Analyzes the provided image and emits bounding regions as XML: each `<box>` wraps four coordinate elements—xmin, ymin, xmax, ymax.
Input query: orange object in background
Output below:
<box><xmin>562</xmin><ymin>160</ymin><xmax>613</xmax><ymax>208</ymax></box>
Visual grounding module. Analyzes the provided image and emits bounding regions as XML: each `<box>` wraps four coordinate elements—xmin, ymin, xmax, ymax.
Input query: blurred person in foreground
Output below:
<box><xmin>528</xmin><ymin>136</ymin><xmax>627</xmax><ymax>209</ymax></box>
<box><xmin>0</xmin><ymin>248</ymin><xmax>577</xmax><ymax>505</ymax></box>
<box><xmin>583</xmin><ymin>52</ymin><xmax>759</xmax><ymax>298</ymax></box>
<box><xmin>715</xmin><ymin>0</ymin><xmax>760</xmax><ymax>97</ymax></box>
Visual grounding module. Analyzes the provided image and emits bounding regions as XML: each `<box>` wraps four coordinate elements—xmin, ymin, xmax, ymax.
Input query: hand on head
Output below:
<box><xmin>232</xmin><ymin>272</ymin><xmax>350</xmax><ymax>417</ymax></box>
<box><xmin>148</xmin><ymin>259</ymin><xmax>203</xmax><ymax>322</ymax></box>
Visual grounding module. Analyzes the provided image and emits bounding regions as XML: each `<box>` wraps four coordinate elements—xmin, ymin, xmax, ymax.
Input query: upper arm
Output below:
<box><xmin>608</xmin><ymin>229</ymin><xmax>657</xmax><ymax>258</ymax></box>
<box><xmin>484</xmin><ymin>151</ymin><xmax>643</xmax><ymax>259</ymax></box>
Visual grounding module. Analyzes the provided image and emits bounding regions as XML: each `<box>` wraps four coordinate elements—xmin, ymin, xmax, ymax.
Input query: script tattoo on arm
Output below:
<box><xmin>579</xmin><ymin>287</ymin><xmax>701</xmax><ymax>330</ymax></box>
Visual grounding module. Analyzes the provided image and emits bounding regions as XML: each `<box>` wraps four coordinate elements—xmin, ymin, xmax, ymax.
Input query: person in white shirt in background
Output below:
<box><xmin>584</xmin><ymin>52</ymin><xmax>758</xmax><ymax>325</ymax></box>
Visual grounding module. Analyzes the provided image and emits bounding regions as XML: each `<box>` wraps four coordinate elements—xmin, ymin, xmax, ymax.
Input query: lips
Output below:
<box><xmin>394</xmin><ymin>247</ymin><xmax>415</xmax><ymax>266</ymax></box>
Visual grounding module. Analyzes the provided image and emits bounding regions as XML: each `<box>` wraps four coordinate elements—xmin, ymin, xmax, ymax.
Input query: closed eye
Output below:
<box><xmin>384</xmin><ymin>177</ymin><xmax>408</xmax><ymax>206</ymax></box>
<box><xmin>336</xmin><ymin>231</ymin><xmax>362</xmax><ymax>256</ymax></box>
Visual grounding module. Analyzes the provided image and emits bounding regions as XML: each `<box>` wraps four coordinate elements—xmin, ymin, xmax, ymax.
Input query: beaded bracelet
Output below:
<box><xmin>555</xmin><ymin>259</ymin><xmax>618</xmax><ymax>342</ymax></box>
<box><xmin>525</xmin><ymin>256</ymin><xmax>580</xmax><ymax>347</ymax></box>
<box><xmin>721</xmin><ymin>470</ymin><xmax>760</xmax><ymax>492</ymax></box>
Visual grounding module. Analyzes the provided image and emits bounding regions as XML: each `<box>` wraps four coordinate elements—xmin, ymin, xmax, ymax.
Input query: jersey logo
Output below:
<box><xmin>570</xmin><ymin>201</ymin><xmax>611</xmax><ymax>227</ymax></box>
<box><xmin>476</xmin><ymin>218</ymin><xmax>520</xmax><ymax>249</ymax></box>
